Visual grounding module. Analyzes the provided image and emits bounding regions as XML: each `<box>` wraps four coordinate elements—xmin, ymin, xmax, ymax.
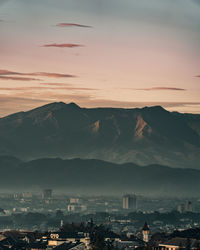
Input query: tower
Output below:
<box><xmin>142</xmin><ymin>222</ymin><xmax>150</xmax><ymax>243</ymax></box>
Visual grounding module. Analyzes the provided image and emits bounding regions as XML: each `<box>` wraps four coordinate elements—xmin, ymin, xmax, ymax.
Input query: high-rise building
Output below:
<box><xmin>122</xmin><ymin>194</ymin><xmax>137</xmax><ymax>210</ymax></box>
<box><xmin>177</xmin><ymin>204</ymin><xmax>185</xmax><ymax>213</ymax></box>
<box><xmin>177</xmin><ymin>200</ymin><xmax>192</xmax><ymax>213</ymax></box>
<box><xmin>185</xmin><ymin>200</ymin><xmax>192</xmax><ymax>212</ymax></box>
<box><xmin>42</xmin><ymin>189</ymin><xmax>52</xmax><ymax>200</ymax></box>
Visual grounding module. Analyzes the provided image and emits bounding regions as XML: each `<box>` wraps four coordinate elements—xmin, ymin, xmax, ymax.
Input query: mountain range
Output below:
<box><xmin>0</xmin><ymin>156</ymin><xmax>200</xmax><ymax>196</ymax></box>
<box><xmin>0</xmin><ymin>102</ymin><xmax>199</xmax><ymax>169</ymax></box>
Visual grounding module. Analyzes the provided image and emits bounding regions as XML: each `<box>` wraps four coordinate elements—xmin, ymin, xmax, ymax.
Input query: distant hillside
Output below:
<box><xmin>0</xmin><ymin>156</ymin><xmax>200</xmax><ymax>196</ymax></box>
<box><xmin>0</xmin><ymin>102</ymin><xmax>199</xmax><ymax>168</ymax></box>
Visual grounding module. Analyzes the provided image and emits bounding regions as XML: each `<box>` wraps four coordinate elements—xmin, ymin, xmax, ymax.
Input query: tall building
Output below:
<box><xmin>42</xmin><ymin>189</ymin><xmax>52</xmax><ymax>200</ymax></box>
<box><xmin>142</xmin><ymin>222</ymin><xmax>150</xmax><ymax>243</ymax></box>
<box><xmin>177</xmin><ymin>204</ymin><xmax>185</xmax><ymax>213</ymax></box>
<box><xmin>122</xmin><ymin>194</ymin><xmax>137</xmax><ymax>210</ymax></box>
<box><xmin>185</xmin><ymin>200</ymin><xmax>192</xmax><ymax>212</ymax></box>
<box><xmin>177</xmin><ymin>200</ymin><xmax>192</xmax><ymax>213</ymax></box>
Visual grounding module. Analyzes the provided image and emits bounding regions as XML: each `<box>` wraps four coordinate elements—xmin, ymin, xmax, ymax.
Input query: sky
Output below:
<box><xmin>0</xmin><ymin>0</ymin><xmax>200</xmax><ymax>116</ymax></box>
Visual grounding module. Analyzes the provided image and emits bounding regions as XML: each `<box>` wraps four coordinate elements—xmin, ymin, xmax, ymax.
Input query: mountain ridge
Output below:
<box><xmin>0</xmin><ymin>155</ymin><xmax>199</xmax><ymax>196</ymax></box>
<box><xmin>0</xmin><ymin>102</ymin><xmax>199</xmax><ymax>169</ymax></box>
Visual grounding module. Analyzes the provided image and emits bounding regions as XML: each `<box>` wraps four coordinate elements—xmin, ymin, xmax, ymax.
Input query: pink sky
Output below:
<box><xmin>0</xmin><ymin>0</ymin><xmax>200</xmax><ymax>116</ymax></box>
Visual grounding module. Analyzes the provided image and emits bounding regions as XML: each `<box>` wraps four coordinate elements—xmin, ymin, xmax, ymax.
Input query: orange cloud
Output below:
<box><xmin>56</xmin><ymin>23</ymin><xmax>92</xmax><ymax>28</ymax></box>
<box><xmin>42</xmin><ymin>43</ymin><xmax>83</xmax><ymax>48</ymax></box>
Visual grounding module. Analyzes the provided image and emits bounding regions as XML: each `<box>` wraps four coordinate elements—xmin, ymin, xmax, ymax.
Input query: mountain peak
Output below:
<box><xmin>27</xmin><ymin>102</ymin><xmax>81</xmax><ymax>116</ymax></box>
<box><xmin>67</xmin><ymin>102</ymin><xmax>80</xmax><ymax>109</ymax></box>
<box><xmin>27</xmin><ymin>102</ymin><xmax>66</xmax><ymax>114</ymax></box>
<box><xmin>144</xmin><ymin>105</ymin><xmax>166</xmax><ymax>111</ymax></box>
<box><xmin>142</xmin><ymin>105</ymin><xmax>168</xmax><ymax>114</ymax></box>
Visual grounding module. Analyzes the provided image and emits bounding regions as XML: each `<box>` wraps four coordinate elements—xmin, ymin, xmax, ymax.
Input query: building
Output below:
<box><xmin>142</xmin><ymin>222</ymin><xmax>150</xmax><ymax>243</ymax></box>
<box><xmin>53</xmin><ymin>242</ymin><xmax>85</xmax><ymax>249</ymax></box>
<box><xmin>113</xmin><ymin>238</ymin><xmax>141</xmax><ymax>249</ymax></box>
<box><xmin>177</xmin><ymin>200</ymin><xmax>192</xmax><ymax>213</ymax></box>
<box><xmin>159</xmin><ymin>237</ymin><xmax>200</xmax><ymax>250</ymax></box>
<box><xmin>122</xmin><ymin>194</ymin><xmax>137</xmax><ymax>210</ymax></box>
<box><xmin>185</xmin><ymin>200</ymin><xmax>192</xmax><ymax>212</ymax></box>
<box><xmin>177</xmin><ymin>204</ymin><xmax>185</xmax><ymax>213</ymax></box>
<box><xmin>22</xmin><ymin>192</ymin><xmax>33</xmax><ymax>198</ymax></box>
<box><xmin>67</xmin><ymin>205</ymin><xmax>87</xmax><ymax>213</ymax></box>
<box><xmin>42</xmin><ymin>189</ymin><xmax>52</xmax><ymax>200</ymax></box>
<box><xmin>70</xmin><ymin>198</ymin><xmax>80</xmax><ymax>204</ymax></box>
<box><xmin>48</xmin><ymin>232</ymin><xmax>90</xmax><ymax>249</ymax></box>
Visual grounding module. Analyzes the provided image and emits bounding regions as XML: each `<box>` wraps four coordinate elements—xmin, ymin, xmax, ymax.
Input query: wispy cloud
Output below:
<box><xmin>39</xmin><ymin>83</ymin><xmax>71</xmax><ymax>86</ymax></box>
<box><xmin>56</xmin><ymin>23</ymin><xmax>92</xmax><ymax>28</ymax></box>
<box><xmin>195</xmin><ymin>75</ymin><xmax>200</xmax><ymax>78</ymax></box>
<box><xmin>31</xmin><ymin>72</ymin><xmax>75</xmax><ymax>78</ymax></box>
<box><xmin>0</xmin><ymin>95</ymin><xmax>48</xmax><ymax>117</ymax></box>
<box><xmin>0</xmin><ymin>76</ymin><xmax>40</xmax><ymax>81</ymax></box>
<box><xmin>132</xmin><ymin>87</ymin><xmax>186</xmax><ymax>91</ymax></box>
<box><xmin>42</xmin><ymin>43</ymin><xmax>83</xmax><ymax>48</ymax></box>
<box><xmin>0</xmin><ymin>85</ymin><xmax>98</xmax><ymax>91</ymax></box>
<box><xmin>0</xmin><ymin>91</ymin><xmax>200</xmax><ymax>117</ymax></box>
<box><xmin>0</xmin><ymin>69</ymin><xmax>76</xmax><ymax>78</ymax></box>
<box><xmin>0</xmin><ymin>69</ymin><xmax>22</xmax><ymax>75</ymax></box>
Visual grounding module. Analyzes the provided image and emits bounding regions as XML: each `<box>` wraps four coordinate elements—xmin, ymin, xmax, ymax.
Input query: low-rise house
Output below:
<box><xmin>48</xmin><ymin>232</ymin><xmax>90</xmax><ymax>249</ymax></box>
<box><xmin>159</xmin><ymin>237</ymin><xmax>200</xmax><ymax>250</ymax></box>
<box><xmin>52</xmin><ymin>242</ymin><xmax>85</xmax><ymax>250</ymax></box>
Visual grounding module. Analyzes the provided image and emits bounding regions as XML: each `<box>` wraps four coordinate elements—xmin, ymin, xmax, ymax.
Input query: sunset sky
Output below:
<box><xmin>0</xmin><ymin>0</ymin><xmax>200</xmax><ymax>116</ymax></box>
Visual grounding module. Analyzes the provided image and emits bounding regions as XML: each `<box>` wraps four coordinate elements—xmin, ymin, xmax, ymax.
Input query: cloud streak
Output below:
<box><xmin>39</xmin><ymin>83</ymin><xmax>71</xmax><ymax>86</ymax></box>
<box><xmin>132</xmin><ymin>87</ymin><xmax>186</xmax><ymax>91</ymax></box>
<box><xmin>0</xmin><ymin>69</ymin><xmax>76</xmax><ymax>78</ymax></box>
<box><xmin>56</xmin><ymin>23</ymin><xmax>92</xmax><ymax>28</ymax></box>
<box><xmin>42</xmin><ymin>43</ymin><xmax>83</xmax><ymax>48</ymax></box>
<box><xmin>0</xmin><ymin>95</ymin><xmax>48</xmax><ymax>118</ymax></box>
<box><xmin>1</xmin><ymin>93</ymin><xmax>200</xmax><ymax>118</ymax></box>
<box><xmin>0</xmin><ymin>69</ymin><xmax>23</xmax><ymax>75</ymax></box>
<box><xmin>0</xmin><ymin>76</ymin><xmax>40</xmax><ymax>81</ymax></box>
<box><xmin>31</xmin><ymin>72</ymin><xmax>75</xmax><ymax>78</ymax></box>
<box><xmin>0</xmin><ymin>86</ymin><xmax>98</xmax><ymax>91</ymax></box>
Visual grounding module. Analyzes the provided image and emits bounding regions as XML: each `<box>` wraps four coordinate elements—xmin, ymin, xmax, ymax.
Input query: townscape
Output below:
<box><xmin>0</xmin><ymin>191</ymin><xmax>200</xmax><ymax>249</ymax></box>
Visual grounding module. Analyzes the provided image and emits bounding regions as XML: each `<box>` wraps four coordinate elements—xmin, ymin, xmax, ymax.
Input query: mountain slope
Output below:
<box><xmin>0</xmin><ymin>156</ymin><xmax>200</xmax><ymax>196</ymax></box>
<box><xmin>0</xmin><ymin>102</ymin><xmax>199</xmax><ymax>168</ymax></box>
